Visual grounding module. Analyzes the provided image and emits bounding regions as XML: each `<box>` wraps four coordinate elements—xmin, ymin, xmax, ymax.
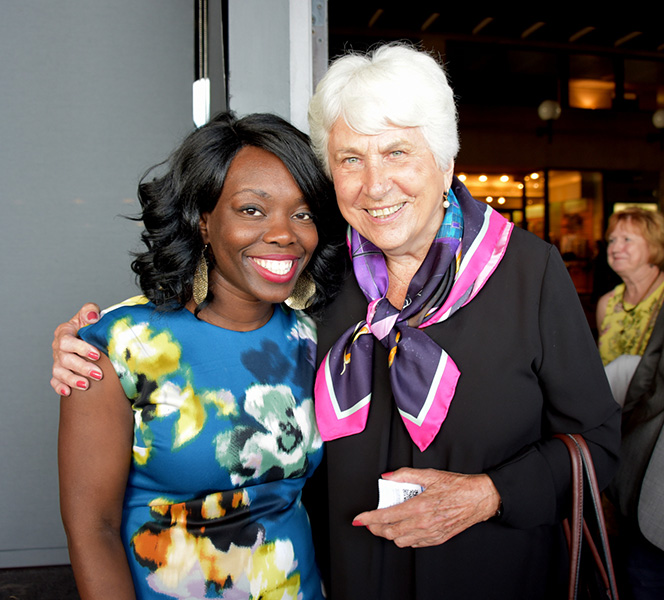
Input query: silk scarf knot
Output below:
<box><xmin>315</xmin><ymin>178</ymin><xmax>514</xmax><ymax>451</ymax></box>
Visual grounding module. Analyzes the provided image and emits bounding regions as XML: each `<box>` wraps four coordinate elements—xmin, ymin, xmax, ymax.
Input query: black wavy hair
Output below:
<box><xmin>130</xmin><ymin>111</ymin><xmax>346</xmax><ymax>318</ymax></box>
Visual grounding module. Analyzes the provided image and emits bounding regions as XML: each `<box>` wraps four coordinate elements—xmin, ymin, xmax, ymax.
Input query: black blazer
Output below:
<box><xmin>608</xmin><ymin>301</ymin><xmax>664</xmax><ymax>550</ymax></box>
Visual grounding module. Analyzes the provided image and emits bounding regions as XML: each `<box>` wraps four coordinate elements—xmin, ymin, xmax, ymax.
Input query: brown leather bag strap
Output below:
<box><xmin>556</xmin><ymin>433</ymin><xmax>585</xmax><ymax>599</ymax></box>
<box><xmin>554</xmin><ymin>433</ymin><xmax>619</xmax><ymax>600</ymax></box>
<box><xmin>574</xmin><ymin>435</ymin><xmax>619</xmax><ymax>599</ymax></box>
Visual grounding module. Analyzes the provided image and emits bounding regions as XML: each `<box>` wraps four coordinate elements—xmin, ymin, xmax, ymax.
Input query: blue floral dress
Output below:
<box><xmin>79</xmin><ymin>296</ymin><xmax>324</xmax><ymax>600</ymax></box>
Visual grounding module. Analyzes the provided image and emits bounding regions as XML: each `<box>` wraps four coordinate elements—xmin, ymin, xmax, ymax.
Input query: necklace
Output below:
<box><xmin>622</xmin><ymin>270</ymin><xmax>664</xmax><ymax>313</ymax></box>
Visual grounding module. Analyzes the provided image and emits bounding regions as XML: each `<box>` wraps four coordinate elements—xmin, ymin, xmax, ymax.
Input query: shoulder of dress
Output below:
<box><xmin>80</xmin><ymin>296</ymin><xmax>153</xmax><ymax>337</ymax></box>
<box><xmin>100</xmin><ymin>295</ymin><xmax>150</xmax><ymax>317</ymax></box>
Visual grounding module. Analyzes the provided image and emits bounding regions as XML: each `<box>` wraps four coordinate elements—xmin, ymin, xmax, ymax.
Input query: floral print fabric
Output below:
<box><xmin>599</xmin><ymin>281</ymin><xmax>664</xmax><ymax>365</ymax></box>
<box><xmin>80</xmin><ymin>296</ymin><xmax>324</xmax><ymax>599</ymax></box>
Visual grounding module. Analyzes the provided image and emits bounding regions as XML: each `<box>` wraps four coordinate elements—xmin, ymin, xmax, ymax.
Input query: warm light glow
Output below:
<box><xmin>421</xmin><ymin>12</ymin><xmax>440</xmax><ymax>32</ymax></box>
<box><xmin>456</xmin><ymin>172</ymin><xmax>531</xmax><ymax>208</ymax></box>
<box><xmin>615</xmin><ymin>31</ymin><xmax>642</xmax><ymax>48</ymax></box>
<box><xmin>521</xmin><ymin>22</ymin><xmax>545</xmax><ymax>39</ymax></box>
<box><xmin>530</xmin><ymin>172</ymin><xmax>540</xmax><ymax>180</ymax></box>
<box><xmin>614</xmin><ymin>202</ymin><xmax>658</xmax><ymax>213</ymax></box>
<box><xmin>569</xmin><ymin>79</ymin><xmax>615</xmax><ymax>110</ymax></box>
<box><xmin>368</xmin><ymin>9</ymin><xmax>383</xmax><ymax>27</ymax></box>
<box><xmin>569</xmin><ymin>26</ymin><xmax>595</xmax><ymax>43</ymax></box>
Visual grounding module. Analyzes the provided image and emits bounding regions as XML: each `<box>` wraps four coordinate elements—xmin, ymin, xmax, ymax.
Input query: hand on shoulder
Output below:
<box><xmin>51</xmin><ymin>302</ymin><xmax>103</xmax><ymax>396</ymax></box>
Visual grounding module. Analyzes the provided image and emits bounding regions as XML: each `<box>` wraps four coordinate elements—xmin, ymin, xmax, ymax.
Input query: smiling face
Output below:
<box><xmin>327</xmin><ymin>119</ymin><xmax>453</xmax><ymax>263</ymax></box>
<box><xmin>199</xmin><ymin>146</ymin><xmax>318</xmax><ymax>312</ymax></box>
<box><xmin>607</xmin><ymin>220</ymin><xmax>652</xmax><ymax>278</ymax></box>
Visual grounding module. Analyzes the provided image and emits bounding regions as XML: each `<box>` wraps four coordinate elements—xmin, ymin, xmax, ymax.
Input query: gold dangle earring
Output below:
<box><xmin>442</xmin><ymin>191</ymin><xmax>450</xmax><ymax>209</ymax></box>
<box><xmin>192</xmin><ymin>244</ymin><xmax>209</xmax><ymax>305</ymax></box>
<box><xmin>285</xmin><ymin>271</ymin><xmax>316</xmax><ymax>310</ymax></box>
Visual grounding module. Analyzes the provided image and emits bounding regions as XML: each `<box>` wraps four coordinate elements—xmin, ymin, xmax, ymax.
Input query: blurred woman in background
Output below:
<box><xmin>597</xmin><ymin>207</ymin><xmax>664</xmax><ymax>402</ymax></box>
<box><xmin>597</xmin><ymin>206</ymin><xmax>664</xmax><ymax>600</ymax></box>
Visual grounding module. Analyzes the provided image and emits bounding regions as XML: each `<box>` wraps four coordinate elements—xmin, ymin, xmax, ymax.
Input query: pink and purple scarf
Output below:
<box><xmin>315</xmin><ymin>178</ymin><xmax>514</xmax><ymax>451</ymax></box>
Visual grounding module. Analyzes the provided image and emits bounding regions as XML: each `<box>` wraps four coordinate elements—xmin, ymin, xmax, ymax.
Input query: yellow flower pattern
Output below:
<box><xmin>79</xmin><ymin>298</ymin><xmax>323</xmax><ymax>599</ymax></box>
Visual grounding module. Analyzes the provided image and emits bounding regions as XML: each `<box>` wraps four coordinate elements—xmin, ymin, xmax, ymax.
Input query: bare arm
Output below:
<box><xmin>352</xmin><ymin>468</ymin><xmax>500</xmax><ymax>548</ymax></box>
<box><xmin>51</xmin><ymin>303</ymin><xmax>103</xmax><ymax>396</ymax></box>
<box><xmin>59</xmin><ymin>352</ymin><xmax>136</xmax><ymax>599</ymax></box>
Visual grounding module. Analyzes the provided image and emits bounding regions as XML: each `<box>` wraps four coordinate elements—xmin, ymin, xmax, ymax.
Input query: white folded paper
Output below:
<box><xmin>377</xmin><ymin>478</ymin><xmax>424</xmax><ymax>509</ymax></box>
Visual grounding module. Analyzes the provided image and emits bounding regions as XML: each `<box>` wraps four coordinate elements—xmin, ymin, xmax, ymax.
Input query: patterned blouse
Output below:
<box><xmin>79</xmin><ymin>296</ymin><xmax>324</xmax><ymax>600</ymax></box>
<box><xmin>599</xmin><ymin>280</ymin><xmax>664</xmax><ymax>365</ymax></box>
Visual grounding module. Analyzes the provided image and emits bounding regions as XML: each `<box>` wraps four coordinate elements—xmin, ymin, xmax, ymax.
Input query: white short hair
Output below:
<box><xmin>308</xmin><ymin>43</ymin><xmax>460</xmax><ymax>176</ymax></box>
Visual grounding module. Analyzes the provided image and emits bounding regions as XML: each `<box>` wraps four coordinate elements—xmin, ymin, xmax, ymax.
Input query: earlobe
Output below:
<box><xmin>199</xmin><ymin>214</ymin><xmax>210</xmax><ymax>244</ymax></box>
<box><xmin>443</xmin><ymin>160</ymin><xmax>455</xmax><ymax>189</ymax></box>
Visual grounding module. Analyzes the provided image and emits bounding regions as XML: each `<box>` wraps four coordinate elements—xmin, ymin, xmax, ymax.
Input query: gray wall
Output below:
<box><xmin>0</xmin><ymin>1</ymin><xmax>194</xmax><ymax>567</ymax></box>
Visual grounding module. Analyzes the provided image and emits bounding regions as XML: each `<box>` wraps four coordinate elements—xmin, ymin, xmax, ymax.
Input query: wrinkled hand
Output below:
<box><xmin>51</xmin><ymin>303</ymin><xmax>103</xmax><ymax>396</ymax></box>
<box><xmin>353</xmin><ymin>468</ymin><xmax>501</xmax><ymax>548</ymax></box>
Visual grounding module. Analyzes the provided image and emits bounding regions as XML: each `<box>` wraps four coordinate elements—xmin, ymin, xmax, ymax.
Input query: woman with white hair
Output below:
<box><xmin>306</xmin><ymin>44</ymin><xmax>620</xmax><ymax>599</ymax></box>
<box><xmin>51</xmin><ymin>44</ymin><xmax>620</xmax><ymax>599</ymax></box>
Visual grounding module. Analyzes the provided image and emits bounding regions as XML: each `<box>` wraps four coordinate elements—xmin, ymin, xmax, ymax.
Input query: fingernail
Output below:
<box><xmin>88</xmin><ymin>351</ymin><xmax>100</xmax><ymax>360</ymax></box>
<box><xmin>381</xmin><ymin>471</ymin><xmax>394</xmax><ymax>478</ymax></box>
<box><xmin>90</xmin><ymin>370</ymin><xmax>102</xmax><ymax>380</ymax></box>
<box><xmin>87</xmin><ymin>312</ymin><xmax>99</xmax><ymax>322</ymax></box>
<box><xmin>76</xmin><ymin>380</ymin><xmax>88</xmax><ymax>390</ymax></box>
<box><xmin>60</xmin><ymin>388</ymin><xmax>70</xmax><ymax>397</ymax></box>
<box><xmin>352</xmin><ymin>519</ymin><xmax>363</xmax><ymax>527</ymax></box>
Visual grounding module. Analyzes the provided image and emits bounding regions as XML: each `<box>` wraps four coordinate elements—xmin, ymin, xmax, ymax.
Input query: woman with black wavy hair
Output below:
<box><xmin>131</xmin><ymin>111</ymin><xmax>342</xmax><ymax>315</ymax></box>
<box><xmin>57</xmin><ymin>111</ymin><xmax>343</xmax><ymax>599</ymax></box>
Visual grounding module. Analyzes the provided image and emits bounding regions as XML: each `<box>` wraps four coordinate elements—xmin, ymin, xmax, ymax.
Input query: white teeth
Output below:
<box><xmin>252</xmin><ymin>258</ymin><xmax>294</xmax><ymax>275</ymax></box>
<box><xmin>367</xmin><ymin>203</ymin><xmax>404</xmax><ymax>218</ymax></box>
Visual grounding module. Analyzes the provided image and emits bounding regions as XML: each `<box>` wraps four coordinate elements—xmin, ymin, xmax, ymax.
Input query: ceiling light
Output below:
<box><xmin>368</xmin><ymin>9</ymin><xmax>383</xmax><ymax>27</ymax></box>
<box><xmin>538</xmin><ymin>100</ymin><xmax>561</xmax><ymax>121</ymax></box>
<box><xmin>421</xmin><ymin>13</ymin><xmax>439</xmax><ymax>32</ymax></box>
<box><xmin>653</xmin><ymin>109</ymin><xmax>664</xmax><ymax>129</ymax></box>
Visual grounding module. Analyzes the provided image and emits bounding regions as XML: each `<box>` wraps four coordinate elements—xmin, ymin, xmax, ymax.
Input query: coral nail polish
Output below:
<box><xmin>76</xmin><ymin>380</ymin><xmax>88</xmax><ymax>390</ymax></box>
<box><xmin>88</xmin><ymin>351</ymin><xmax>100</xmax><ymax>360</ymax></box>
<box><xmin>90</xmin><ymin>370</ymin><xmax>102</xmax><ymax>380</ymax></box>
